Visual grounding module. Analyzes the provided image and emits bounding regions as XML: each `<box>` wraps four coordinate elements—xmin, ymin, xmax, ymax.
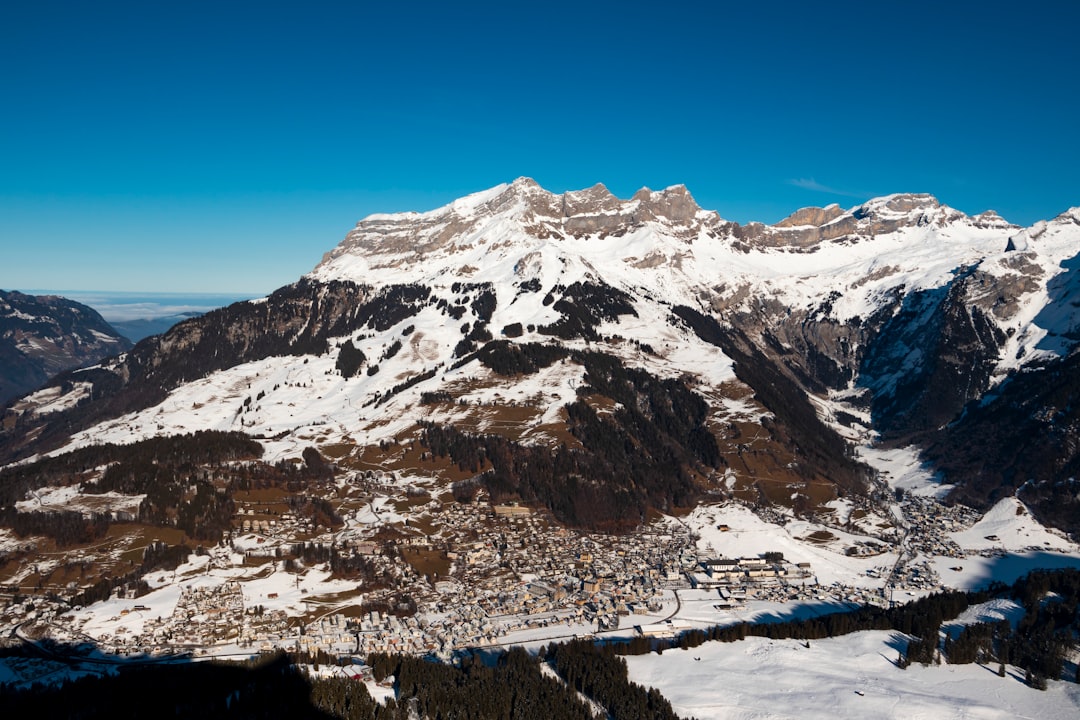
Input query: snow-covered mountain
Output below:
<box><xmin>0</xmin><ymin>290</ymin><xmax>132</xmax><ymax>406</ymax></box>
<box><xmin>3</xmin><ymin>179</ymin><xmax>1079</xmax><ymax>532</ymax></box>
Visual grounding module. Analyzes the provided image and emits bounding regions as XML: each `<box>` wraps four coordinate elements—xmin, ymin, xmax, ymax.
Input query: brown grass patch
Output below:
<box><xmin>581</xmin><ymin>393</ymin><xmax>618</xmax><ymax>414</ymax></box>
<box><xmin>303</xmin><ymin>587</ymin><xmax>367</xmax><ymax>606</ymax></box>
<box><xmin>716</xmin><ymin>380</ymin><xmax>757</xmax><ymax>403</ymax></box>
<box><xmin>401</xmin><ymin>547</ymin><xmax>452</xmax><ymax>581</ymax></box>
<box><xmin>319</xmin><ymin>443</ymin><xmax>356</xmax><ymax>460</ymax></box>
<box><xmin>392</xmin><ymin>493</ymin><xmax>433</xmax><ymax>513</ymax></box>
<box><xmin>107</xmin><ymin>523</ymin><xmax>189</xmax><ymax>547</ymax></box>
<box><xmin>406</xmin><ymin>516</ymin><xmax>438</xmax><ymax>535</ymax></box>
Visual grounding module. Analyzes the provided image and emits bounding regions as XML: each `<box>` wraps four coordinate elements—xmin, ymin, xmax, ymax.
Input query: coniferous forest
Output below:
<box><xmin>421</xmin><ymin>345</ymin><xmax>722</xmax><ymax>531</ymax></box>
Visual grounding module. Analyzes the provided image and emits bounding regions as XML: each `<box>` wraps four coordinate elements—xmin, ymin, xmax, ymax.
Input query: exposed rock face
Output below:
<box><xmin>632</xmin><ymin>185</ymin><xmax>702</xmax><ymax>224</ymax></box>
<box><xmin>0</xmin><ymin>290</ymin><xmax>131</xmax><ymax>405</ymax></box>
<box><xmin>773</xmin><ymin>204</ymin><xmax>845</xmax><ymax>228</ymax></box>
<box><xmin>923</xmin><ymin>348</ymin><xmax>1080</xmax><ymax>535</ymax></box>
<box><xmin>4</xmin><ymin>180</ymin><xmax>1080</xmax><ymax>534</ymax></box>
<box><xmin>858</xmin><ymin>271</ymin><xmax>1007</xmax><ymax>438</ymax></box>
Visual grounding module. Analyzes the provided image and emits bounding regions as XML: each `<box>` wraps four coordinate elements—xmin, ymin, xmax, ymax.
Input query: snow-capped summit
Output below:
<box><xmin>310</xmin><ymin>180</ymin><xmax>1074</xmax><ymax>357</ymax></box>
<box><xmin>5</xmin><ymin>180</ymin><xmax>1080</xmax><ymax>538</ymax></box>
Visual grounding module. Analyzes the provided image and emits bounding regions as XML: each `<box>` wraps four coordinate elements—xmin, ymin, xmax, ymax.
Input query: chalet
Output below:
<box><xmin>493</xmin><ymin>504</ymin><xmax>532</xmax><ymax>518</ymax></box>
<box><xmin>703</xmin><ymin>558</ymin><xmax>739</xmax><ymax>577</ymax></box>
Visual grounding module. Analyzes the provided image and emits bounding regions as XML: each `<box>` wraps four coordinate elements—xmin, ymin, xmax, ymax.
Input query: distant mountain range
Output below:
<box><xmin>107</xmin><ymin>312</ymin><xmax>204</xmax><ymax>343</ymax></box>
<box><xmin>3</xmin><ymin>179</ymin><xmax>1079</xmax><ymax>534</ymax></box>
<box><xmin>0</xmin><ymin>290</ymin><xmax>131</xmax><ymax>406</ymax></box>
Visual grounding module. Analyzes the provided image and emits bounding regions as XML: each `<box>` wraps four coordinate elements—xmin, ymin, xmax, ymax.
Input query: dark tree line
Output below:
<box><xmin>596</xmin><ymin>589</ymin><xmax>979</xmax><ymax>659</ymax></box>
<box><xmin>453</xmin><ymin>320</ymin><xmax>495</xmax><ymax>359</ymax></box>
<box><xmin>368</xmin><ymin>647</ymin><xmax>614</xmax><ymax>720</ymax></box>
<box><xmin>544</xmin><ymin>640</ymin><xmax>680</xmax><ymax>720</ymax></box>
<box><xmin>336</xmin><ymin>339</ymin><xmax>367</xmax><ymax>378</ymax></box>
<box><xmin>371</xmin><ymin>368</ymin><xmax>438</xmax><ymax>408</ymax></box>
<box><xmin>1005</xmin><ymin>568</ymin><xmax>1080</xmax><ymax>686</ymax></box>
<box><xmin>287</xmin><ymin>542</ymin><xmax>391</xmax><ymax>584</ymax></box>
<box><xmin>0</xmin><ymin>651</ymin><xmax>342</xmax><ymax>720</ymax></box>
<box><xmin>0</xmin><ymin>642</ymin><xmax>678</xmax><ymax>719</ymax></box>
<box><xmin>286</xmin><ymin>497</ymin><xmax>344</xmax><ymax>528</ymax></box>
<box><xmin>138</xmin><ymin>474</ymin><xmax>234</xmax><ymax>541</ymax></box>
<box><xmin>421</xmin><ymin>418</ymin><xmax>698</xmax><ymax>532</ymax></box>
<box><xmin>0</xmin><ymin>507</ymin><xmax>110</xmax><ymax>546</ymax></box>
<box><xmin>942</xmin><ymin>620</ymin><xmax>1006</xmax><ymax>666</ymax></box>
<box><xmin>538</xmin><ymin>281</ymin><xmax>638</xmax><ymax>341</ymax></box>
<box><xmin>473</xmin><ymin>340</ymin><xmax>568</xmax><ymax>376</ymax></box>
<box><xmin>301</xmin><ymin>446</ymin><xmax>336</xmax><ymax>480</ymax></box>
<box><xmin>469</xmin><ymin>286</ymin><xmax>497</xmax><ymax>323</ymax></box>
<box><xmin>421</xmin><ymin>348</ymin><xmax>720</xmax><ymax>530</ymax></box>
<box><xmin>0</xmin><ymin>430</ymin><xmax>262</xmax><ymax>506</ymax></box>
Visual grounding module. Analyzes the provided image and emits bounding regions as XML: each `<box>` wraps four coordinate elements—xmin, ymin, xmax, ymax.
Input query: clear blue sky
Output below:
<box><xmin>2</xmin><ymin>1</ymin><xmax>1078</xmax><ymax>294</ymax></box>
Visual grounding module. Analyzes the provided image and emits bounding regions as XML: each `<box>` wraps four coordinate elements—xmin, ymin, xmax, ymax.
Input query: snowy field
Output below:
<box><xmin>625</xmin><ymin>630</ymin><xmax>1080</xmax><ymax>720</ymax></box>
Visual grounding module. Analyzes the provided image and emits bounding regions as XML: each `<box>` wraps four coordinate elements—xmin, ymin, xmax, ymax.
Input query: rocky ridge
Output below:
<box><xmin>3</xmin><ymin>179</ymin><xmax>1080</xmax><ymax>533</ymax></box>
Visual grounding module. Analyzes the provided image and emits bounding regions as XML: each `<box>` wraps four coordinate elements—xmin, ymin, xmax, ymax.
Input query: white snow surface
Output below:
<box><xmin>860</xmin><ymin>445</ymin><xmax>950</xmax><ymax>497</ymax></box>
<box><xmin>682</xmin><ymin>504</ymin><xmax>895</xmax><ymax>589</ymax></box>
<box><xmin>952</xmin><ymin>497</ymin><xmax>1073</xmax><ymax>553</ymax></box>
<box><xmin>311</xmin><ymin>178</ymin><xmax>1080</xmax><ymax>379</ymax></box>
<box><xmin>23</xmin><ymin>179</ymin><xmax>1077</xmax><ymax>468</ymax></box>
<box><xmin>624</xmin><ymin>629</ymin><xmax>1080</xmax><ymax>719</ymax></box>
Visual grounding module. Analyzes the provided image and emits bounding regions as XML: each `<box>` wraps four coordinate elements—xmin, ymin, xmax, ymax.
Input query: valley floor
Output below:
<box><xmin>4</xmin><ymin>446</ymin><xmax>1080</xmax><ymax>717</ymax></box>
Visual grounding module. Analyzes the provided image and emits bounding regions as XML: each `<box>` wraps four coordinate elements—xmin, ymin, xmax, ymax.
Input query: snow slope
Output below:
<box><xmin>38</xmin><ymin>179</ymin><xmax>1076</xmax><ymax>470</ymax></box>
<box><xmin>625</xmin><ymin>630</ymin><xmax>1080</xmax><ymax>720</ymax></box>
<box><xmin>312</xmin><ymin>178</ymin><xmax>1080</xmax><ymax>380</ymax></box>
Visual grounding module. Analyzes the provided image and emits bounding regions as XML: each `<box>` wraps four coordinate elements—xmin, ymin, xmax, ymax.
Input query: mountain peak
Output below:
<box><xmin>631</xmin><ymin>183</ymin><xmax>703</xmax><ymax>223</ymax></box>
<box><xmin>970</xmin><ymin>209</ymin><xmax>1017</xmax><ymax>230</ymax></box>
<box><xmin>773</xmin><ymin>204</ymin><xmax>845</xmax><ymax>228</ymax></box>
<box><xmin>853</xmin><ymin>193</ymin><xmax>942</xmax><ymax>218</ymax></box>
<box><xmin>510</xmin><ymin>176</ymin><xmax>541</xmax><ymax>189</ymax></box>
<box><xmin>561</xmin><ymin>182</ymin><xmax>620</xmax><ymax>216</ymax></box>
<box><xmin>1054</xmin><ymin>206</ymin><xmax>1080</xmax><ymax>224</ymax></box>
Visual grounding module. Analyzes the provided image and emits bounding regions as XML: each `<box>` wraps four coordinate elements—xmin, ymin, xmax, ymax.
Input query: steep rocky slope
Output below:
<box><xmin>2</xmin><ymin>180</ymin><xmax>1078</xmax><ymax>531</ymax></box>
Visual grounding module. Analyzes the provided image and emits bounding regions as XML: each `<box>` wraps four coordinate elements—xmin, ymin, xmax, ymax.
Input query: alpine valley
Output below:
<box><xmin>0</xmin><ymin>290</ymin><xmax>131</xmax><ymax>407</ymax></box>
<box><xmin>3</xmin><ymin>179</ymin><xmax>1080</xmax><ymax>718</ymax></box>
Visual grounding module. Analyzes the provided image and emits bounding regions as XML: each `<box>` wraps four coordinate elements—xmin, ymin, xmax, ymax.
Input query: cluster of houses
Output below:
<box><xmin>890</xmin><ymin>558</ymin><xmax>941</xmax><ymax>592</ymax></box>
<box><xmin>15</xmin><ymin>462</ymin><xmax>1013</xmax><ymax>664</ymax></box>
<box><xmin>85</xmin><ymin>581</ymin><xmax>293</xmax><ymax>655</ymax></box>
<box><xmin>901</xmin><ymin>497</ymin><xmax>979</xmax><ymax>560</ymax></box>
<box><xmin>688</xmin><ymin>555</ymin><xmax>812</xmax><ymax>590</ymax></box>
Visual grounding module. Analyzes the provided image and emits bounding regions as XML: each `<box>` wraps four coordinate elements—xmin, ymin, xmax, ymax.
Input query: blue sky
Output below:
<box><xmin>2</xmin><ymin>1</ymin><xmax>1078</xmax><ymax>294</ymax></box>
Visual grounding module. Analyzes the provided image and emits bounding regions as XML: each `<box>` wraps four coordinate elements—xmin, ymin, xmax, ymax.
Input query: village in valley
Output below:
<box><xmin>5</xmin><ymin>444</ymin><xmax>1072</xmax><ymax>685</ymax></box>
